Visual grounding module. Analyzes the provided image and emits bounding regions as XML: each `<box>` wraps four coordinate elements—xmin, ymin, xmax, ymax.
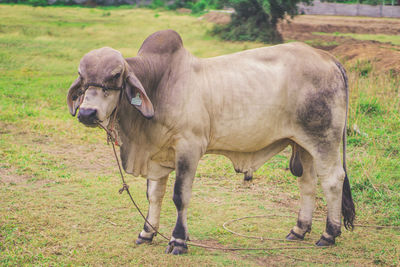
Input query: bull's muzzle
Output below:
<box><xmin>77</xmin><ymin>108</ymin><xmax>98</xmax><ymax>126</ymax></box>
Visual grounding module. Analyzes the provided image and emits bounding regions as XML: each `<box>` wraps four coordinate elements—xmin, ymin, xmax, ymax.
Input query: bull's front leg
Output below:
<box><xmin>136</xmin><ymin>176</ymin><xmax>169</xmax><ymax>245</ymax></box>
<box><xmin>165</xmin><ymin>154</ymin><xmax>200</xmax><ymax>255</ymax></box>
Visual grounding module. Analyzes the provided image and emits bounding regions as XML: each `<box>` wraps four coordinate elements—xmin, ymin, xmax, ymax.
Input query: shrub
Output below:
<box><xmin>212</xmin><ymin>0</ymin><xmax>311</xmax><ymax>43</ymax></box>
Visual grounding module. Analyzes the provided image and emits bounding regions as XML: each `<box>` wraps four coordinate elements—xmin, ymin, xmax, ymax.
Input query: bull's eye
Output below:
<box><xmin>113</xmin><ymin>73</ymin><xmax>121</xmax><ymax>80</ymax></box>
<box><xmin>72</xmin><ymin>95</ymin><xmax>78</xmax><ymax>101</ymax></box>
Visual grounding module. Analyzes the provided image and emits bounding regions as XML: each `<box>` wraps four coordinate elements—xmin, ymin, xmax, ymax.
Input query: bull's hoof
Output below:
<box><xmin>286</xmin><ymin>230</ymin><xmax>305</xmax><ymax>241</ymax></box>
<box><xmin>315</xmin><ymin>235</ymin><xmax>335</xmax><ymax>246</ymax></box>
<box><xmin>135</xmin><ymin>233</ymin><xmax>154</xmax><ymax>245</ymax></box>
<box><xmin>244</xmin><ymin>174</ymin><xmax>253</xmax><ymax>181</ymax></box>
<box><xmin>165</xmin><ymin>241</ymin><xmax>188</xmax><ymax>255</ymax></box>
<box><xmin>165</xmin><ymin>244</ymin><xmax>173</xmax><ymax>254</ymax></box>
<box><xmin>171</xmin><ymin>246</ymin><xmax>188</xmax><ymax>255</ymax></box>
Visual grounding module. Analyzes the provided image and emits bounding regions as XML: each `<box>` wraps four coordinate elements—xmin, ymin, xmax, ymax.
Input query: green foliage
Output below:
<box><xmin>165</xmin><ymin>0</ymin><xmax>222</xmax><ymax>13</ymax></box>
<box><xmin>3</xmin><ymin>0</ymin><xmax>49</xmax><ymax>6</ymax></box>
<box><xmin>313</xmin><ymin>32</ymin><xmax>400</xmax><ymax>46</ymax></box>
<box><xmin>212</xmin><ymin>0</ymin><xmax>312</xmax><ymax>43</ymax></box>
<box><xmin>149</xmin><ymin>0</ymin><xmax>165</xmax><ymax>8</ymax></box>
<box><xmin>190</xmin><ymin>0</ymin><xmax>207</xmax><ymax>13</ymax></box>
<box><xmin>350</xmin><ymin>60</ymin><xmax>373</xmax><ymax>77</ymax></box>
<box><xmin>358</xmin><ymin>96</ymin><xmax>382</xmax><ymax>116</ymax></box>
<box><xmin>1</xmin><ymin>0</ymin><xmax>138</xmax><ymax>6</ymax></box>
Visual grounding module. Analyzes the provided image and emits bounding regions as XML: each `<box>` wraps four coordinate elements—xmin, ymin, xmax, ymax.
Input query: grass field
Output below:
<box><xmin>1</xmin><ymin>4</ymin><xmax>399</xmax><ymax>266</ymax></box>
<box><xmin>313</xmin><ymin>31</ymin><xmax>400</xmax><ymax>46</ymax></box>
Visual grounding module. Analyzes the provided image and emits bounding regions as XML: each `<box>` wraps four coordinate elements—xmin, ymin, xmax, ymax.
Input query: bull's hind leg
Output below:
<box><xmin>136</xmin><ymin>176</ymin><xmax>169</xmax><ymax>245</ymax></box>
<box><xmin>314</xmin><ymin>153</ymin><xmax>345</xmax><ymax>246</ymax></box>
<box><xmin>286</xmin><ymin>145</ymin><xmax>317</xmax><ymax>241</ymax></box>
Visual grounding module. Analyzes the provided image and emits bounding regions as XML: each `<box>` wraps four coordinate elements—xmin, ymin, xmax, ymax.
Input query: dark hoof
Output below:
<box><xmin>135</xmin><ymin>233</ymin><xmax>154</xmax><ymax>245</ymax></box>
<box><xmin>315</xmin><ymin>235</ymin><xmax>335</xmax><ymax>246</ymax></box>
<box><xmin>286</xmin><ymin>230</ymin><xmax>304</xmax><ymax>241</ymax></box>
<box><xmin>244</xmin><ymin>174</ymin><xmax>253</xmax><ymax>181</ymax></box>
<box><xmin>172</xmin><ymin>246</ymin><xmax>188</xmax><ymax>255</ymax></box>
<box><xmin>165</xmin><ymin>241</ymin><xmax>188</xmax><ymax>255</ymax></box>
<box><xmin>165</xmin><ymin>244</ymin><xmax>173</xmax><ymax>254</ymax></box>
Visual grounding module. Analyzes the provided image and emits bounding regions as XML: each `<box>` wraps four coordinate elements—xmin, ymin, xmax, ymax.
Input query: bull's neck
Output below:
<box><xmin>119</xmin><ymin>50</ymin><xmax>189</xmax><ymax>139</ymax></box>
<box><xmin>117</xmin><ymin>94</ymin><xmax>150</xmax><ymax>142</ymax></box>
<box><xmin>125</xmin><ymin>54</ymin><xmax>168</xmax><ymax>94</ymax></box>
<box><xmin>116</xmin><ymin>94</ymin><xmax>152</xmax><ymax>176</ymax></box>
<box><xmin>116</xmin><ymin>50</ymin><xmax>190</xmax><ymax>175</ymax></box>
<box><xmin>118</xmin><ymin>54</ymin><xmax>171</xmax><ymax>143</ymax></box>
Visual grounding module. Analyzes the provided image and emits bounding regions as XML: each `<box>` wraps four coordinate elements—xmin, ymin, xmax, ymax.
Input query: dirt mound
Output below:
<box><xmin>201</xmin><ymin>11</ymin><xmax>231</xmax><ymax>25</ymax></box>
<box><xmin>276</xmin><ymin>16</ymin><xmax>400</xmax><ymax>74</ymax></box>
<box><xmin>279</xmin><ymin>15</ymin><xmax>400</xmax><ymax>35</ymax></box>
<box><xmin>330</xmin><ymin>41</ymin><xmax>400</xmax><ymax>75</ymax></box>
<box><xmin>177</xmin><ymin>8</ymin><xmax>191</xmax><ymax>14</ymax></box>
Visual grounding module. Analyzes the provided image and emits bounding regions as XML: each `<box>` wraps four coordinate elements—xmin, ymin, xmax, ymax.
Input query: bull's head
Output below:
<box><xmin>67</xmin><ymin>47</ymin><xmax>154</xmax><ymax>127</ymax></box>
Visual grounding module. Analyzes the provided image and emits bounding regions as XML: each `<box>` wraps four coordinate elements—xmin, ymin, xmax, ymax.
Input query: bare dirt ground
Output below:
<box><xmin>203</xmin><ymin>12</ymin><xmax>400</xmax><ymax>74</ymax></box>
<box><xmin>278</xmin><ymin>15</ymin><xmax>400</xmax><ymax>36</ymax></box>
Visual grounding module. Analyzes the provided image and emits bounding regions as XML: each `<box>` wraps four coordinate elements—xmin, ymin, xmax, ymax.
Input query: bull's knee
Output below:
<box><xmin>320</xmin><ymin>166</ymin><xmax>345</xmax><ymax>206</ymax></box>
<box><xmin>321</xmin><ymin>174</ymin><xmax>344</xmax><ymax>194</ymax></box>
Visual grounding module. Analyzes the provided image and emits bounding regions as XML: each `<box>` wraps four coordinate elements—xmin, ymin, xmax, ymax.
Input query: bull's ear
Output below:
<box><xmin>125</xmin><ymin>74</ymin><xmax>154</xmax><ymax>119</ymax></box>
<box><xmin>67</xmin><ymin>76</ymin><xmax>83</xmax><ymax>116</ymax></box>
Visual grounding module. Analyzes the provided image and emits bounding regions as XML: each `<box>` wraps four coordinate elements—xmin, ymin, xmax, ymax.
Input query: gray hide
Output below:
<box><xmin>67</xmin><ymin>30</ymin><xmax>355</xmax><ymax>254</ymax></box>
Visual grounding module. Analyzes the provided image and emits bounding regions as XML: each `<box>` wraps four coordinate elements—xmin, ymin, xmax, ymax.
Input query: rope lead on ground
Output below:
<box><xmin>97</xmin><ymin>120</ymin><xmax>400</xmax><ymax>258</ymax></box>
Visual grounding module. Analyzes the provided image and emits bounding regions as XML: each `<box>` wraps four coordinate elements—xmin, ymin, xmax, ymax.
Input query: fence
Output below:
<box><xmin>298</xmin><ymin>0</ymin><xmax>400</xmax><ymax>18</ymax></box>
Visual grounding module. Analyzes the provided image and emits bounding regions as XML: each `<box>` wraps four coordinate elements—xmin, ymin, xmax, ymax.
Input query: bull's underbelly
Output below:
<box><xmin>207</xmin><ymin>109</ymin><xmax>293</xmax><ymax>152</ymax></box>
<box><xmin>206</xmin><ymin>138</ymin><xmax>291</xmax><ymax>175</ymax></box>
<box><xmin>208</xmin><ymin>131</ymin><xmax>281</xmax><ymax>152</ymax></box>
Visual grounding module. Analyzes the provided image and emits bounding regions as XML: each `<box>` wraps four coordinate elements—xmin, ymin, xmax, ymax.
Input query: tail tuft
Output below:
<box><xmin>342</xmin><ymin>171</ymin><xmax>355</xmax><ymax>230</ymax></box>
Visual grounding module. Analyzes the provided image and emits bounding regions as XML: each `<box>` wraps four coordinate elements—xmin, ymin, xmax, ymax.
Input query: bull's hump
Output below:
<box><xmin>138</xmin><ymin>30</ymin><xmax>183</xmax><ymax>55</ymax></box>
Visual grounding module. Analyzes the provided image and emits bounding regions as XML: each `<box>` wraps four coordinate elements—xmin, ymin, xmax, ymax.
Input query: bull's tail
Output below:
<box><xmin>342</xmin><ymin>170</ymin><xmax>355</xmax><ymax>230</ymax></box>
<box><xmin>336</xmin><ymin>61</ymin><xmax>355</xmax><ymax>230</ymax></box>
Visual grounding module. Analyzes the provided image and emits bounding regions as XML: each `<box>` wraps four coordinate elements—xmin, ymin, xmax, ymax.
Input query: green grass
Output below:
<box><xmin>1</xmin><ymin>4</ymin><xmax>400</xmax><ymax>266</ymax></box>
<box><xmin>313</xmin><ymin>31</ymin><xmax>400</xmax><ymax>46</ymax></box>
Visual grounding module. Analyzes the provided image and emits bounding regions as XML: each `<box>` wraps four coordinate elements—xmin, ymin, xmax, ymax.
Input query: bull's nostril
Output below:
<box><xmin>78</xmin><ymin>108</ymin><xmax>97</xmax><ymax>125</ymax></box>
<box><xmin>79</xmin><ymin>108</ymin><xmax>96</xmax><ymax>117</ymax></box>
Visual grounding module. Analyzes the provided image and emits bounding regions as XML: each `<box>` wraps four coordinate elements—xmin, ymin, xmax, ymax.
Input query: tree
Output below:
<box><xmin>213</xmin><ymin>0</ymin><xmax>312</xmax><ymax>43</ymax></box>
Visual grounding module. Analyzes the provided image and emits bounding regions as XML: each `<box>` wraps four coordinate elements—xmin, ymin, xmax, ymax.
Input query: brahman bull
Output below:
<box><xmin>67</xmin><ymin>30</ymin><xmax>355</xmax><ymax>254</ymax></box>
